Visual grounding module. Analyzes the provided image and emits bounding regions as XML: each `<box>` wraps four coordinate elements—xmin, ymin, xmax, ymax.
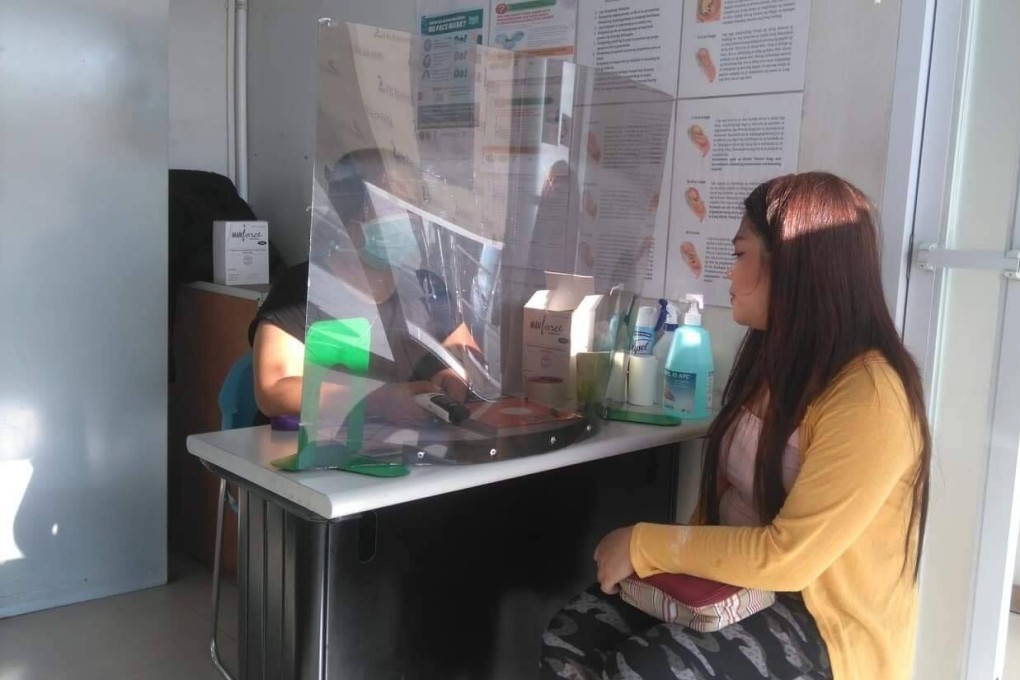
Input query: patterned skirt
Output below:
<box><xmin>540</xmin><ymin>585</ymin><xmax>832</xmax><ymax>680</ymax></box>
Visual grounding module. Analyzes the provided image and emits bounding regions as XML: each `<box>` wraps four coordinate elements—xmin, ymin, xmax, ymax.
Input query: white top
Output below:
<box><xmin>719</xmin><ymin>407</ymin><xmax>802</xmax><ymax>526</ymax></box>
<box><xmin>187</xmin><ymin>420</ymin><xmax>709</xmax><ymax>520</ymax></box>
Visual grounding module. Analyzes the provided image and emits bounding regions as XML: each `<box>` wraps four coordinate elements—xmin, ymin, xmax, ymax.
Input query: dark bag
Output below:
<box><xmin>168</xmin><ymin>170</ymin><xmax>285</xmax><ymax>380</ymax></box>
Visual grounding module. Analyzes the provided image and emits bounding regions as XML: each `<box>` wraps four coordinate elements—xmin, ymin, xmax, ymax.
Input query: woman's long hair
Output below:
<box><xmin>698</xmin><ymin>172</ymin><xmax>932</xmax><ymax>579</ymax></box>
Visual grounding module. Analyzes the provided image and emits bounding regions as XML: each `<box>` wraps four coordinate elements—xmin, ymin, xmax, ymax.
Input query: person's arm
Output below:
<box><xmin>251</xmin><ymin>322</ymin><xmax>305</xmax><ymax>417</ymax></box>
<box><xmin>441</xmin><ymin>321</ymin><xmax>481</xmax><ymax>357</ymax></box>
<box><xmin>253</xmin><ymin>319</ymin><xmax>436</xmax><ymax>423</ymax></box>
<box><xmin>418</xmin><ymin>321</ymin><xmax>480</xmax><ymax>403</ymax></box>
<box><xmin>628</xmin><ymin>363</ymin><xmax>919</xmax><ymax>592</ymax></box>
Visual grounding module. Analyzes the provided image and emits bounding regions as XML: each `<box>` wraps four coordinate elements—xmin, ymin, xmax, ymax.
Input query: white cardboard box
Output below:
<box><xmin>213</xmin><ymin>220</ymin><xmax>269</xmax><ymax>286</ymax></box>
<box><xmin>522</xmin><ymin>272</ymin><xmax>604</xmax><ymax>406</ymax></box>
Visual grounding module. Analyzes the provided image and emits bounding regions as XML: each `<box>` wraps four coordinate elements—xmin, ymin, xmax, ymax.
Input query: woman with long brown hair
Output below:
<box><xmin>540</xmin><ymin>172</ymin><xmax>931</xmax><ymax>679</ymax></box>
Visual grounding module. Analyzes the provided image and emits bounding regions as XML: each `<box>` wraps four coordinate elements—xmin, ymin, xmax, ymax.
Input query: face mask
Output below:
<box><xmin>359</xmin><ymin>214</ymin><xmax>421</xmax><ymax>271</ymax></box>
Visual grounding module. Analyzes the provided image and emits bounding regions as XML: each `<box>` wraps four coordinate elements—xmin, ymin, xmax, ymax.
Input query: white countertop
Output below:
<box><xmin>187</xmin><ymin>420</ymin><xmax>709</xmax><ymax>520</ymax></box>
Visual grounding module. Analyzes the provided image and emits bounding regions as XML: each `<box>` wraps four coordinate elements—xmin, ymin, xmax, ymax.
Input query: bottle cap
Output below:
<box><xmin>684</xmin><ymin>294</ymin><xmax>703</xmax><ymax>326</ymax></box>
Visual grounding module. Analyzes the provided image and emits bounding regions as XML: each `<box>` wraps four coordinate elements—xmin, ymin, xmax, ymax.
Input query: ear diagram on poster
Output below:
<box><xmin>678</xmin><ymin>0</ymin><xmax>810</xmax><ymax>97</ymax></box>
<box><xmin>688</xmin><ymin>124</ymin><xmax>711</xmax><ymax>157</ymax></box>
<box><xmin>680</xmin><ymin>241</ymin><xmax>704</xmax><ymax>278</ymax></box>
<box><xmin>697</xmin><ymin>0</ymin><xmax>722</xmax><ymax>23</ymax></box>
<box><xmin>665</xmin><ymin>92</ymin><xmax>803</xmax><ymax>305</ymax></box>
<box><xmin>695</xmin><ymin>47</ymin><xmax>716</xmax><ymax>82</ymax></box>
<box><xmin>684</xmin><ymin>187</ymin><xmax>707</xmax><ymax>222</ymax></box>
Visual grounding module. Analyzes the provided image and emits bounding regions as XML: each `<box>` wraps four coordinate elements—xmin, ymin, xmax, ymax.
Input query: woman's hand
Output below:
<box><xmin>594</xmin><ymin>526</ymin><xmax>636</xmax><ymax>594</ymax></box>
<box><xmin>431</xmin><ymin>367</ymin><xmax>470</xmax><ymax>403</ymax></box>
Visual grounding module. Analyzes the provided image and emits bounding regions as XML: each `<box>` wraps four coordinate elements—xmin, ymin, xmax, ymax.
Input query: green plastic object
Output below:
<box><xmin>271</xmin><ymin>449</ymin><xmax>409</xmax><ymax>477</ymax></box>
<box><xmin>273</xmin><ymin>317</ymin><xmax>410</xmax><ymax>477</ymax></box>
<box><xmin>605</xmin><ymin>406</ymin><xmax>682</xmax><ymax>427</ymax></box>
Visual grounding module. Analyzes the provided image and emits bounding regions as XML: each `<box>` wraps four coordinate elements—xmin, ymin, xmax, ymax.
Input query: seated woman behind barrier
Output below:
<box><xmin>540</xmin><ymin>172</ymin><xmax>931</xmax><ymax>680</ymax></box>
<box><xmin>249</xmin><ymin>149</ymin><xmax>475</xmax><ymax>424</ymax></box>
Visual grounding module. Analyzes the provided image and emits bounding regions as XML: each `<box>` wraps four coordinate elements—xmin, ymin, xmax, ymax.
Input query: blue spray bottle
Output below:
<box><xmin>662</xmin><ymin>294</ymin><xmax>714</xmax><ymax>419</ymax></box>
<box><xmin>652</xmin><ymin>301</ymin><xmax>679</xmax><ymax>406</ymax></box>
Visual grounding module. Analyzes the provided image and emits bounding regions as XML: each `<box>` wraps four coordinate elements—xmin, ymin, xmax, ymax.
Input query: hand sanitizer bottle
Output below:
<box><xmin>662</xmin><ymin>294</ymin><xmax>714</xmax><ymax>419</ymax></box>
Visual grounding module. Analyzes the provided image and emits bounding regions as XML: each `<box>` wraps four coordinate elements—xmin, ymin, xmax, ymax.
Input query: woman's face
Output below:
<box><xmin>728</xmin><ymin>217</ymin><xmax>770</xmax><ymax>330</ymax></box>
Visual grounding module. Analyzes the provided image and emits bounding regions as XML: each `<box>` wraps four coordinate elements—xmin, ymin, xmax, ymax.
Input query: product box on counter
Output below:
<box><xmin>213</xmin><ymin>220</ymin><xmax>269</xmax><ymax>286</ymax></box>
<box><xmin>522</xmin><ymin>272</ymin><xmax>604</xmax><ymax>408</ymax></box>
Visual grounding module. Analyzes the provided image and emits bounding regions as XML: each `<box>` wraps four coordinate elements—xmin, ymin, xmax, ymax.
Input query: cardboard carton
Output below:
<box><xmin>522</xmin><ymin>272</ymin><xmax>604</xmax><ymax>407</ymax></box>
<box><xmin>213</xmin><ymin>220</ymin><xmax>269</xmax><ymax>286</ymax></box>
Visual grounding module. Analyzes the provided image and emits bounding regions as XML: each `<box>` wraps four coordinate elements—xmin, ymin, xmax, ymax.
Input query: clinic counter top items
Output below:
<box><xmin>187</xmin><ymin>420</ymin><xmax>710</xmax><ymax>520</ymax></box>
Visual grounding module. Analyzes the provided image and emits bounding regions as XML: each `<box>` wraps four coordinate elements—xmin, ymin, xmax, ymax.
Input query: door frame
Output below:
<box><xmin>878</xmin><ymin>0</ymin><xmax>937</xmax><ymax>329</ymax></box>
<box><xmin>891</xmin><ymin>0</ymin><xmax>1020</xmax><ymax>676</ymax></box>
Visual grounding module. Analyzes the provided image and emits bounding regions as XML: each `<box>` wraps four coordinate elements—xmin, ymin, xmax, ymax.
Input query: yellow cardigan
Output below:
<box><xmin>630</xmin><ymin>353</ymin><xmax>921</xmax><ymax>680</ymax></box>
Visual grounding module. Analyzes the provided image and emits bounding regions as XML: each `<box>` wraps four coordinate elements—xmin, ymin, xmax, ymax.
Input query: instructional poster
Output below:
<box><xmin>575</xmin><ymin>0</ymin><xmax>684</xmax><ymax>97</ymax></box>
<box><xmin>408</xmin><ymin>0</ymin><xmax>813</xmax><ymax>305</ymax></box>
<box><xmin>664</xmin><ymin>92</ymin><xmax>802</xmax><ymax>305</ymax></box>
<box><xmin>489</xmin><ymin>0</ymin><xmax>578</xmax><ymax>58</ymax></box>
<box><xmin>648</xmin><ymin>120</ymin><xmax>676</xmax><ymax>298</ymax></box>
<box><xmin>415</xmin><ymin>4</ymin><xmax>487</xmax><ymax>193</ymax></box>
<box><xmin>415</xmin><ymin>3</ymin><xmax>487</xmax><ymax>134</ymax></box>
<box><xmin>574</xmin><ymin>100</ymin><xmax>675</xmax><ymax>297</ymax></box>
<box><xmin>677</xmin><ymin>0</ymin><xmax>810</xmax><ymax>97</ymax></box>
<box><xmin>417</xmin><ymin>7</ymin><xmax>485</xmax><ymax>132</ymax></box>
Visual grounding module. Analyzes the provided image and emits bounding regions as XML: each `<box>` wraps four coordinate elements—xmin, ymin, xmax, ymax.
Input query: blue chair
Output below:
<box><xmin>209</xmin><ymin>352</ymin><xmax>258</xmax><ymax>680</ymax></box>
<box><xmin>219</xmin><ymin>352</ymin><xmax>259</xmax><ymax>430</ymax></box>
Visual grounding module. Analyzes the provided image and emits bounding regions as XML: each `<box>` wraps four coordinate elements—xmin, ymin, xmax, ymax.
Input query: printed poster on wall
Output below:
<box><xmin>575</xmin><ymin>0</ymin><xmax>684</xmax><ymax>97</ymax></box>
<box><xmin>416</xmin><ymin>4</ymin><xmax>486</xmax><ymax>132</ymax></box>
<box><xmin>415</xmin><ymin>3</ymin><xmax>487</xmax><ymax>195</ymax></box>
<box><xmin>664</xmin><ymin>92</ymin><xmax>802</xmax><ymax>306</ymax></box>
<box><xmin>677</xmin><ymin>0</ymin><xmax>810</xmax><ymax>98</ymax></box>
<box><xmin>408</xmin><ymin>0</ymin><xmax>811</xmax><ymax>308</ymax></box>
<box><xmin>573</xmin><ymin>99</ymin><xmax>675</xmax><ymax>298</ymax></box>
<box><xmin>489</xmin><ymin>0</ymin><xmax>578</xmax><ymax>58</ymax></box>
<box><xmin>646</xmin><ymin>120</ymin><xmax>676</xmax><ymax>299</ymax></box>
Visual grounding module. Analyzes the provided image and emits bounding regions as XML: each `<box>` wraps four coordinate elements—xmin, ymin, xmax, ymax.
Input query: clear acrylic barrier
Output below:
<box><xmin>290</xmin><ymin>21</ymin><xmax>675</xmax><ymax>470</ymax></box>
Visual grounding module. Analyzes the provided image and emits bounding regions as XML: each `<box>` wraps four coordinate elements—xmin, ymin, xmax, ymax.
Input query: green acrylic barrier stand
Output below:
<box><xmin>272</xmin><ymin>318</ymin><xmax>409</xmax><ymax>477</ymax></box>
